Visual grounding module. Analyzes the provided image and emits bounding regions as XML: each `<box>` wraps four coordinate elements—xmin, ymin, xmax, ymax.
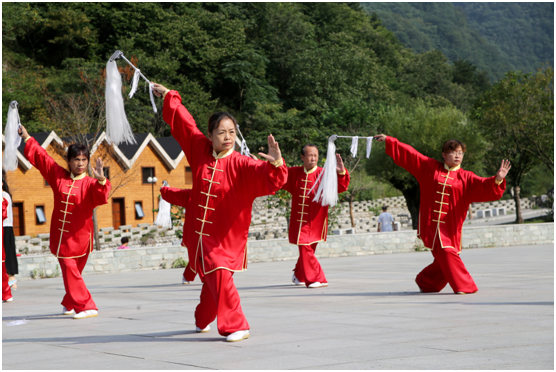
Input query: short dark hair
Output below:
<box><xmin>301</xmin><ymin>144</ymin><xmax>319</xmax><ymax>156</ymax></box>
<box><xmin>67</xmin><ymin>143</ymin><xmax>90</xmax><ymax>163</ymax></box>
<box><xmin>121</xmin><ymin>237</ymin><xmax>129</xmax><ymax>245</ymax></box>
<box><xmin>2</xmin><ymin>170</ymin><xmax>12</xmax><ymax>198</ymax></box>
<box><xmin>382</xmin><ymin>205</ymin><xmax>387</xmax><ymax>211</ymax></box>
<box><xmin>208</xmin><ymin>112</ymin><xmax>238</xmax><ymax>134</ymax></box>
<box><xmin>442</xmin><ymin>139</ymin><xmax>466</xmax><ymax>154</ymax></box>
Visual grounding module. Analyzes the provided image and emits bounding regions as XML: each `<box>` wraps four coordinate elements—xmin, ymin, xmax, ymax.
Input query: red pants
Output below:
<box><xmin>293</xmin><ymin>243</ymin><xmax>327</xmax><ymax>287</ymax></box>
<box><xmin>416</xmin><ymin>240</ymin><xmax>478</xmax><ymax>294</ymax></box>
<box><xmin>58</xmin><ymin>254</ymin><xmax>97</xmax><ymax>313</ymax></box>
<box><xmin>2</xmin><ymin>261</ymin><xmax>12</xmax><ymax>301</ymax></box>
<box><xmin>194</xmin><ymin>261</ymin><xmax>249</xmax><ymax>336</ymax></box>
<box><xmin>183</xmin><ymin>264</ymin><xmax>197</xmax><ymax>282</ymax></box>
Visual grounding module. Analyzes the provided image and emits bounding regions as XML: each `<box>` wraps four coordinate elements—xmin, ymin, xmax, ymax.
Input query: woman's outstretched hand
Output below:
<box><xmin>336</xmin><ymin>153</ymin><xmax>345</xmax><ymax>173</ymax></box>
<box><xmin>258</xmin><ymin>134</ymin><xmax>282</xmax><ymax>163</ymax></box>
<box><xmin>373</xmin><ymin>134</ymin><xmax>387</xmax><ymax>142</ymax></box>
<box><xmin>151</xmin><ymin>83</ymin><xmax>169</xmax><ymax>98</ymax></box>
<box><xmin>92</xmin><ymin>157</ymin><xmax>105</xmax><ymax>180</ymax></box>
<box><xmin>496</xmin><ymin>159</ymin><xmax>511</xmax><ymax>182</ymax></box>
<box><xmin>18</xmin><ymin>125</ymin><xmax>30</xmax><ymax>141</ymax></box>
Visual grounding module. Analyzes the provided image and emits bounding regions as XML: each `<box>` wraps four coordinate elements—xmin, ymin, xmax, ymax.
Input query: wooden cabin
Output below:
<box><xmin>2</xmin><ymin>131</ymin><xmax>193</xmax><ymax>236</ymax></box>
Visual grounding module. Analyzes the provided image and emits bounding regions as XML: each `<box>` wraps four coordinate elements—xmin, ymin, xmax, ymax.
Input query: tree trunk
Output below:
<box><xmin>514</xmin><ymin>186</ymin><xmax>524</xmax><ymax>224</ymax></box>
<box><xmin>93</xmin><ymin>208</ymin><xmax>101</xmax><ymax>251</ymax></box>
<box><xmin>348</xmin><ymin>196</ymin><xmax>356</xmax><ymax>227</ymax></box>
<box><xmin>390</xmin><ymin>177</ymin><xmax>420</xmax><ymax>230</ymax></box>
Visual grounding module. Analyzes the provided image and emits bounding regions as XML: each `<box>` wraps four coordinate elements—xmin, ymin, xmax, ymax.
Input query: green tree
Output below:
<box><xmin>473</xmin><ymin>68</ymin><xmax>553</xmax><ymax>223</ymax></box>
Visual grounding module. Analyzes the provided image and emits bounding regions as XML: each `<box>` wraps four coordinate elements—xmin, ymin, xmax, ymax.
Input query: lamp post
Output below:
<box><xmin>147</xmin><ymin>176</ymin><xmax>158</xmax><ymax>222</ymax></box>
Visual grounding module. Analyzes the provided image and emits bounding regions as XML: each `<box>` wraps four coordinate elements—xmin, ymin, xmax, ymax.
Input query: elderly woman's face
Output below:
<box><xmin>69</xmin><ymin>154</ymin><xmax>88</xmax><ymax>176</ymax></box>
<box><xmin>208</xmin><ymin>118</ymin><xmax>237</xmax><ymax>154</ymax></box>
<box><xmin>442</xmin><ymin>146</ymin><xmax>464</xmax><ymax>168</ymax></box>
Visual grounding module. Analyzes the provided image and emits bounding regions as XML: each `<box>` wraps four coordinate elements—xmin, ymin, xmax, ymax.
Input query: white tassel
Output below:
<box><xmin>350</xmin><ymin>136</ymin><xmax>358</xmax><ymax>158</ymax></box>
<box><xmin>155</xmin><ymin>181</ymin><xmax>173</xmax><ymax>229</ymax></box>
<box><xmin>366</xmin><ymin>137</ymin><xmax>373</xmax><ymax>158</ymax></box>
<box><xmin>3</xmin><ymin>101</ymin><xmax>22</xmax><ymax>172</ymax></box>
<box><xmin>128</xmin><ymin>69</ymin><xmax>141</xmax><ymax>98</ymax></box>
<box><xmin>312</xmin><ymin>135</ymin><xmax>339</xmax><ymax>207</ymax></box>
<box><xmin>149</xmin><ymin>83</ymin><xmax>158</xmax><ymax>113</ymax></box>
<box><xmin>105</xmin><ymin>60</ymin><xmax>137</xmax><ymax>145</ymax></box>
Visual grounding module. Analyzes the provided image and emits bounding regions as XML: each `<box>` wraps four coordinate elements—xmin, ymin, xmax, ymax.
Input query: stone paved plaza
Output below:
<box><xmin>2</xmin><ymin>244</ymin><xmax>554</xmax><ymax>370</ymax></box>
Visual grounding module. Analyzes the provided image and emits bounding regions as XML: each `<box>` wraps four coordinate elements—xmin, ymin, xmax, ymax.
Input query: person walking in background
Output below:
<box><xmin>117</xmin><ymin>237</ymin><xmax>130</xmax><ymax>249</ymax></box>
<box><xmin>152</xmin><ymin>83</ymin><xmax>287</xmax><ymax>342</ymax></box>
<box><xmin>19</xmin><ymin>125</ymin><xmax>111</xmax><ymax>319</ymax></box>
<box><xmin>282</xmin><ymin>144</ymin><xmax>350</xmax><ymax>288</ymax></box>
<box><xmin>2</xmin><ymin>196</ymin><xmax>13</xmax><ymax>302</ymax></box>
<box><xmin>2</xmin><ymin>171</ymin><xmax>18</xmax><ymax>289</ymax></box>
<box><xmin>377</xmin><ymin>205</ymin><xmax>396</xmax><ymax>232</ymax></box>
<box><xmin>374</xmin><ymin>134</ymin><xmax>510</xmax><ymax>294</ymax></box>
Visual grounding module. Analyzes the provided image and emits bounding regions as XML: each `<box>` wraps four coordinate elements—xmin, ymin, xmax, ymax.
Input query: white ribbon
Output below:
<box><xmin>366</xmin><ymin>137</ymin><xmax>373</xmax><ymax>158</ymax></box>
<box><xmin>236</xmin><ymin>125</ymin><xmax>251</xmax><ymax>157</ymax></box>
<box><xmin>148</xmin><ymin>83</ymin><xmax>158</xmax><ymax>113</ymax></box>
<box><xmin>3</xmin><ymin>101</ymin><xmax>22</xmax><ymax>172</ymax></box>
<box><xmin>155</xmin><ymin>181</ymin><xmax>173</xmax><ymax>229</ymax></box>
<box><xmin>128</xmin><ymin>69</ymin><xmax>141</xmax><ymax>99</ymax></box>
<box><xmin>350</xmin><ymin>136</ymin><xmax>358</xmax><ymax>158</ymax></box>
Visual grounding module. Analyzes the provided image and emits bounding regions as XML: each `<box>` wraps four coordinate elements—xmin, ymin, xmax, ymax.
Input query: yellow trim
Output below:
<box><xmin>212</xmin><ymin>148</ymin><xmax>234</xmax><ymax>159</ymax></box>
<box><xmin>59</xmin><ymin>219</ymin><xmax>70</xmax><ymax>223</ymax></box>
<box><xmin>271</xmin><ymin>158</ymin><xmax>284</xmax><ymax>167</ymax></box>
<box><xmin>207</xmin><ymin>166</ymin><xmax>224</xmax><ymax>172</ymax></box>
<box><xmin>98</xmin><ymin>178</ymin><xmax>107</xmax><ymax>186</ymax></box>
<box><xmin>296</xmin><ymin>172</ymin><xmax>311</xmax><ymax>244</ymax></box>
<box><xmin>70</xmin><ymin>172</ymin><xmax>87</xmax><ymax>181</ymax></box>
<box><xmin>304</xmin><ymin>165</ymin><xmax>318</xmax><ymax>174</ymax></box>
<box><xmin>196</xmin><ymin>218</ymin><xmax>213</xmax><ymax>224</ymax></box>
<box><xmin>62</xmin><ymin>192</ymin><xmax>76</xmax><ymax>196</ymax></box>
<box><xmin>56</xmin><ymin>253</ymin><xmax>88</xmax><ymax>259</ymax></box>
<box><xmin>60</xmin><ymin>210</ymin><xmax>72</xmax><ymax>214</ymax></box>
<box><xmin>432</xmin><ymin>220</ymin><xmax>445</xmax><ymax>223</ymax></box>
<box><xmin>198</xmin><ymin>205</ymin><xmax>215</xmax><ymax>211</ymax></box>
<box><xmin>435</xmin><ymin>201</ymin><xmax>448</xmax><ymax>205</ymax></box>
<box><xmin>439</xmin><ymin>182</ymin><xmax>452</xmax><ymax>187</ymax></box>
<box><xmin>203</xmin><ymin>178</ymin><xmax>220</xmax><ymax>184</ymax></box>
<box><xmin>443</xmin><ymin>163</ymin><xmax>461</xmax><ymax>172</ymax></box>
<box><xmin>56</xmin><ymin>178</ymin><xmax>77</xmax><ymax>257</ymax></box>
<box><xmin>436</xmin><ymin>191</ymin><xmax>450</xmax><ymax>196</ymax></box>
<box><xmin>495</xmin><ymin>178</ymin><xmax>504</xmax><ymax>185</ymax></box>
<box><xmin>200</xmin><ymin>191</ymin><xmax>217</xmax><ymax>198</ymax></box>
<box><xmin>337</xmin><ymin>169</ymin><xmax>346</xmax><ymax>176</ymax></box>
<box><xmin>433</xmin><ymin>210</ymin><xmax>447</xmax><ymax>214</ymax></box>
<box><xmin>196</xmin><ymin>231</ymin><xmax>210</xmax><ymax>237</ymax></box>
<box><xmin>24</xmin><ymin>136</ymin><xmax>30</xmax><ymax>143</ymax></box>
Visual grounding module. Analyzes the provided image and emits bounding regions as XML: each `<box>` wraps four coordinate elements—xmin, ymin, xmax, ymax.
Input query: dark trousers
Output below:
<box><xmin>3</xmin><ymin>227</ymin><xmax>18</xmax><ymax>275</ymax></box>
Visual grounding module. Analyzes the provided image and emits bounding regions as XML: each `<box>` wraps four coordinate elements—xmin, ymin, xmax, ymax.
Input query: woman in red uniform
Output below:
<box><xmin>19</xmin><ymin>126</ymin><xmax>111</xmax><ymax>318</ymax></box>
<box><xmin>152</xmin><ymin>83</ymin><xmax>288</xmax><ymax>342</ymax></box>
<box><xmin>375</xmin><ymin>134</ymin><xmax>510</xmax><ymax>294</ymax></box>
<box><xmin>159</xmin><ymin>186</ymin><xmax>196</xmax><ymax>284</ymax></box>
<box><xmin>2</xmin><ymin>196</ymin><xmax>12</xmax><ymax>302</ymax></box>
<box><xmin>283</xmin><ymin>144</ymin><xmax>350</xmax><ymax>288</ymax></box>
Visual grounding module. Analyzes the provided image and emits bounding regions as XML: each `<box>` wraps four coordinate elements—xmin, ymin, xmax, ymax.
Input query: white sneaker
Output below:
<box><xmin>308</xmin><ymin>282</ymin><xmax>323</xmax><ymax>288</ymax></box>
<box><xmin>182</xmin><ymin>277</ymin><xmax>190</xmax><ymax>285</ymax></box>
<box><xmin>226</xmin><ymin>330</ymin><xmax>250</xmax><ymax>342</ymax></box>
<box><xmin>3</xmin><ymin>297</ymin><xmax>13</xmax><ymax>302</ymax></box>
<box><xmin>63</xmin><ymin>306</ymin><xmax>76</xmax><ymax>315</ymax></box>
<box><xmin>321</xmin><ymin>282</ymin><xmax>329</xmax><ymax>287</ymax></box>
<box><xmin>73</xmin><ymin>310</ymin><xmax>98</xmax><ymax>319</ymax></box>
<box><xmin>196</xmin><ymin>325</ymin><xmax>210</xmax><ymax>333</ymax></box>
<box><xmin>292</xmin><ymin>274</ymin><xmax>305</xmax><ymax>286</ymax></box>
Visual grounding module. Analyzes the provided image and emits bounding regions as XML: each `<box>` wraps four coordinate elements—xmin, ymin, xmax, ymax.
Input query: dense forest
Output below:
<box><xmin>2</xmin><ymin>3</ymin><xmax>553</xmax><ymax>225</ymax></box>
<box><xmin>362</xmin><ymin>2</ymin><xmax>554</xmax><ymax>81</ymax></box>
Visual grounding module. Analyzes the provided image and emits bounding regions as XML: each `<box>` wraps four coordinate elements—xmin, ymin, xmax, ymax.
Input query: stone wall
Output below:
<box><xmin>15</xmin><ymin>223</ymin><xmax>553</xmax><ymax>280</ymax></box>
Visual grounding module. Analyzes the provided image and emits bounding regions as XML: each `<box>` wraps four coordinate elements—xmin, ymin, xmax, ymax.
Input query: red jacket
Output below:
<box><xmin>386</xmin><ymin>136</ymin><xmax>505</xmax><ymax>253</ymax></box>
<box><xmin>2</xmin><ymin>197</ymin><xmax>7</xmax><ymax>262</ymax></box>
<box><xmin>163</xmin><ymin>91</ymin><xmax>288</xmax><ymax>274</ymax></box>
<box><xmin>24</xmin><ymin>137</ymin><xmax>111</xmax><ymax>258</ymax></box>
<box><xmin>283</xmin><ymin>166</ymin><xmax>350</xmax><ymax>245</ymax></box>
